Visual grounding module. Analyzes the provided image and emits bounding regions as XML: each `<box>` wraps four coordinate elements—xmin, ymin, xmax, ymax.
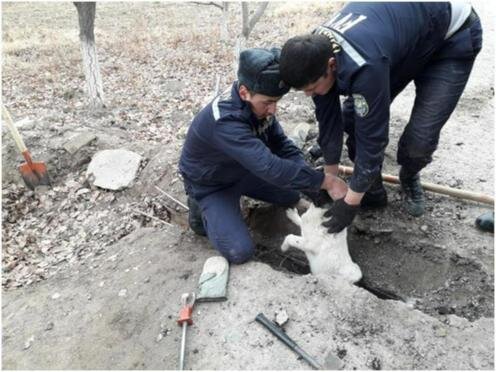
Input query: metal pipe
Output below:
<box><xmin>179</xmin><ymin>323</ymin><xmax>187</xmax><ymax>370</ymax></box>
<box><xmin>255</xmin><ymin>313</ymin><xmax>322</xmax><ymax>370</ymax></box>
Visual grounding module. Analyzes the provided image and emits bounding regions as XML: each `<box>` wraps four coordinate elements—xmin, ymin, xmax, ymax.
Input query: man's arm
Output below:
<box><xmin>347</xmin><ymin>59</ymin><xmax>390</xmax><ymax>195</ymax></box>
<box><xmin>323</xmin><ymin>59</ymin><xmax>390</xmax><ymax>233</ymax></box>
<box><xmin>313</xmin><ymin>87</ymin><xmax>344</xmax><ymax>166</ymax></box>
<box><xmin>212</xmin><ymin>118</ymin><xmax>324</xmax><ymax>191</ymax></box>
<box><xmin>312</xmin><ymin>86</ymin><xmax>351</xmax><ymax>200</ymax></box>
<box><xmin>267</xmin><ymin>118</ymin><xmax>306</xmax><ymax>165</ymax></box>
<box><xmin>269</xmin><ymin>118</ymin><xmax>349</xmax><ymax>200</ymax></box>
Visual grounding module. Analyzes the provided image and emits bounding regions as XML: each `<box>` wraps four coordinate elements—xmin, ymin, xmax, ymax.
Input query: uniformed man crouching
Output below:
<box><xmin>179</xmin><ymin>48</ymin><xmax>347</xmax><ymax>264</ymax></box>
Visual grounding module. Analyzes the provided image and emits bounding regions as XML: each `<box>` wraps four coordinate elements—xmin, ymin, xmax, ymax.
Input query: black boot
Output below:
<box><xmin>399</xmin><ymin>168</ymin><xmax>425</xmax><ymax>217</ymax></box>
<box><xmin>475</xmin><ymin>211</ymin><xmax>494</xmax><ymax>232</ymax></box>
<box><xmin>187</xmin><ymin>196</ymin><xmax>207</xmax><ymax>236</ymax></box>
<box><xmin>361</xmin><ymin>177</ymin><xmax>388</xmax><ymax>209</ymax></box>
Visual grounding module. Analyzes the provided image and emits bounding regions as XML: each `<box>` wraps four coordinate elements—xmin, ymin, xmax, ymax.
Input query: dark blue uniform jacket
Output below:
<box><xmin>179</xmin><ymin>83</ymin><xmax>324</xmax><ymax>200</ymax></box>
<box><xmin>313</xmin><ymin>2</ymin><xmax>479</xmax><ymax>192</ymax></box>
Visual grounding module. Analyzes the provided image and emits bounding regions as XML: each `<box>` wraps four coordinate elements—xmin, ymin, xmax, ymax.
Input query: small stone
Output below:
<box><xmin>275</xmin><ymin>310</ymin><xmax>289</xmax><ymax>327</ymax></box>
<box><xmin>144</xmin><ymin>277</ymin><xmax>151</xmax><ymax>283</ymax></box>
<box><xmin>23</xmin><ymin>336</ymin><xmax>35</xmax><ymax>350</ymax></box>
<box><xmin>51</xmin><ymin>293</ymin><xmax>61</xmax><ymax>300</ymax></box>
<box><xmin>45</xmin><ymin>322</ymin><xmax>54</xmax><ymax>331</ymax></box>
<box><xmin>420</xmin><ymin>225</ymin><xmax>428</xmax><ymax>232</ymax></box>
<box><xmin>76</xmin><ymin>188</ymin><xmax>91</xmax><ymax>196</ymax></box>
<box><xmin>156</xmin><ymin>333</ymin><xmax>163</xmax><ymax>342</ymax></box>
<box><xmin>337</xmin><ymin>348</ymin><xmax>347</xmax><ymax>359</ymax></box>
<box><xmin>436</xmin><ymin>306</ymin><xmax>453</xmax><ymax>315</ymax></box>
<box><xmin>435</xmin><ymin>327</ymin><xmax>448</xmax><ymax>337</ymax></box>
<box><xmin>118</xmin><ymin>289</ymin><xmax>127</xmax><ymax>297</ymax></box>
<box><xmin>371</xmin><ymin>357</ymin><xmax>382</xmax><ymax>370</ymax></box>
<box><xmin>63</xmin><ymin>132</ymin><xmax>97</xmax><ymax>154</ymax></box>
<box><xmin>373</xmin><ymin>238</ymin><xmax>381</xmax><ymax>244</ymax></box>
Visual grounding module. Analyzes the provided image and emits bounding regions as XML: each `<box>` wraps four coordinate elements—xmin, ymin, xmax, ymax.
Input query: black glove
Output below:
<box><xmin>322</xmin><ymin>198</ymin><xmax>359</xmax><ymax>233</ymax></box>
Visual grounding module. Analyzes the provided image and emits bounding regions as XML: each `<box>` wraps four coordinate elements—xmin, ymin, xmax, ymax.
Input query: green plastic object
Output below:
<box><xmin>475</xmin><ymin>212</ymin><xmax>494</xmax><ymax>232</ymax></box>
<box><xmin>196</xmin><ymin>256</ymin><xmax>229</xmax><ymax>302</ymax></box>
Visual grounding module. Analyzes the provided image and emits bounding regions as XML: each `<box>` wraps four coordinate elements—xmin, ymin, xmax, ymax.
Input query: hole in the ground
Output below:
<box><xmin>248</xmin><ymin>204</ymin><xmax>494</xmax><ymax>321</ymax></box>
<box><xmin>355</xmin><ymin>279</ymin><xmax>405</xmax><ymax>301</ymax></box>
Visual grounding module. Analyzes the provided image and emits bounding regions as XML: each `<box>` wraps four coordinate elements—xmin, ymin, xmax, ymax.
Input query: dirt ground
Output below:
<box><xmin>1</xmin><ymin>1</ymin><xmax>494</xmax><ymax>370</ymax></box>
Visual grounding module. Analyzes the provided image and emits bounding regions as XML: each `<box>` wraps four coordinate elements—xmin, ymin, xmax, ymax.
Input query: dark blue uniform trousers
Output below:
<box><xmin>344</xmin><ymin>18</ymin><xmax>482</xmax><ymax>180</ymax></box>
<box><xmin>196</xmin><ymin>174</ymin><xmax>300</xmax><ymax>264</ymax></box>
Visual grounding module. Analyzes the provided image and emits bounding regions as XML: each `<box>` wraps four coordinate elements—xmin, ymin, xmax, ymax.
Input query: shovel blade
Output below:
<box><xmin>19</xmin><ymin>162</ymin><xmax>50</xmax><ymax>190</ymax></box>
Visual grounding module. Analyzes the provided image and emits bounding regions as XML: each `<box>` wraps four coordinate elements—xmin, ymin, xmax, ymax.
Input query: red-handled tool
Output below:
<box><xmin>177</xmin><ymin>292</ymin><xmax>195</xmax><ymax>370</ymax></box>
<box><xmin>2</xmin><ymin>105</ymin><xmax>50</xmax><ymax>190</ymax></box>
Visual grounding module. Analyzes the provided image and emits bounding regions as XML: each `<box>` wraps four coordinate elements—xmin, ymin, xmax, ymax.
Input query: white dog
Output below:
<box><xmin>281</xmin><ymin>204</ymin><xmax>362</xmax><ymax>284</ymax></box>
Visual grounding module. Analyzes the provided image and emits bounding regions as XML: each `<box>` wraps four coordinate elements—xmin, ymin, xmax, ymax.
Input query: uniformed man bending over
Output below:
<box><xmin>280</xmin><ymin>2</ymin><xmax>482</xmax><ymax>233</ymax></box>
<box><xmin>179</xmin><ymin>48</ymin><xmax>346</xmax><ymax>264</ymax></box>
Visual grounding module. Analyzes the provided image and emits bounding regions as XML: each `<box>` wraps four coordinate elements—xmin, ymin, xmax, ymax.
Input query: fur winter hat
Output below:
<box><xmin>237</xmin><ymin>48</ymin><xmax>290</xmax><ymax>97</ymax></box>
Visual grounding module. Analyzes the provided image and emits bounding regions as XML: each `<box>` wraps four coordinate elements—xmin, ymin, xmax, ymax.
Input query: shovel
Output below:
<box><xmin>2</xmin><ymin>105</ymin><xmax>50</xmax><ymax>190</ymax></box>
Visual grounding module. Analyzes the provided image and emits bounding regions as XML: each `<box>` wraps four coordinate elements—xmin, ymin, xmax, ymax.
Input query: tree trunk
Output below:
<box><xmin>220</xmin><ymin>2</ymin><xmax>229</xmax><ymax>42</ymax></box>
<box><xmin>233</xmin><ymin>36</ymin><xmax>245</xmax><ymax>77</ymax></box>
<box><xmin>74</xmin><ymin>2</ymin><xmax>105</xmax><ymax>109</ymax></box>
<box><xmin>234</xmin><ymin>2</ymin><xmax>268</xmax><ymax>75</ymax></box>
<box><xmin>241</xmin><ymin>2</ymin><xmax>268</xmax><ymax>39</ymax></box>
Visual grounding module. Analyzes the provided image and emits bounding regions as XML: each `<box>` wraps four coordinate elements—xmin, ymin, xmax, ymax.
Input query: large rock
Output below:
<box><xmin>86</xmin><ymin>149</ymin><xmax>142</xmax><ymax>191</ymax></box>
<box><xmin>2</xmin><ymin>227</ymin><xmax>493</xmax><ymax>370</ymax></box>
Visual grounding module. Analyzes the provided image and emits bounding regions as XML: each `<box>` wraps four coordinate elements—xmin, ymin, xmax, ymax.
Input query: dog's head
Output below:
<box><xmin>300</xmin><ymin>203</ymin><xmax>326</xmax><ymax>225</ymax></box>
<box><xmin>297</xmin><ymin>204</ymin><xmax>348</xmax><ymax>246</ymax></box>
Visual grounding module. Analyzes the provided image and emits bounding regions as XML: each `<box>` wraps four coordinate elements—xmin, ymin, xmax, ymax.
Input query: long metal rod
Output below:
<box><xmin>294</xmin><ymin>345</ymin><xmax>323</xmax><ymax>370</ymax></box>
<box><xmin>255</xmin><ymin>313</ymin><xmax>322</xmax><ymax>370</ymax></box>
<box><xmin>179</xmin><ymin>323</ymin><xmax>187</xmax><ymax>370</ymax></box>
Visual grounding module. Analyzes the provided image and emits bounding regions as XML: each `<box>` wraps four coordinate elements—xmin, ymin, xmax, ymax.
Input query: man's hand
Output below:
<box><xmin>322</xmin><ymin>198</ymin><xmax>359</xmax><ymax>233</ymax></box>
<box><xmin>321</xmin><ymin>173</ymin><xmax>348</xmax><ymax>200</ymax></box>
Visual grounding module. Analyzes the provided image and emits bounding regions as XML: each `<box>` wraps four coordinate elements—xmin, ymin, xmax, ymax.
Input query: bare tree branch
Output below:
<box><xmin>190</xmin><ymin>1</ymin><xmax>224</xmax><ymax>10</ymax></box>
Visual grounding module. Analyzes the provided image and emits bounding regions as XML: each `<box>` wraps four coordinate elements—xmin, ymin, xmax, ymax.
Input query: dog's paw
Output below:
<box><xmin>281</xmin><ymin>238</ymin><xmax>290</xmax><ymax>252</ymax></box>
<box><xmin>286</xmin><ymin>208</ymin><xmax>301</xmax><ymax>226</ymax></box>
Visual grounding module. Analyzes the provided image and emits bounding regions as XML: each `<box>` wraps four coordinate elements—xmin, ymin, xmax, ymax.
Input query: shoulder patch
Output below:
<box><xmin>352</xmin><ymin>94</ymin><xmax>369</xmax><ymax>117</ymax></box>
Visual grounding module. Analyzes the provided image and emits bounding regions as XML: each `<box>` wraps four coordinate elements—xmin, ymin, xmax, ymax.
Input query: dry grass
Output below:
<box><xmin>2</xmin><ymin>2</ymin><xmax>344</xmax><ymax>71</ymax></box>
<box><xmin>1</xmin><ymin>2</ymin><xmax>345</xmax><ymax>119</ymax></box>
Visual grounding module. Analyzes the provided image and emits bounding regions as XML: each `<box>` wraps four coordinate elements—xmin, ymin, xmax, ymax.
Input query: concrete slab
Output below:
<box><xmin>86</xmin><ymin>149</ymin><xmax>142</xmax><ymax>191</ymax></box>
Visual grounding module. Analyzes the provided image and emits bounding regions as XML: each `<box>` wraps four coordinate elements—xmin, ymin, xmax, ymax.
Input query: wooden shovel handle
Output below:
<box><xmin>2</xmin><ymin>105</ymin><xmax>28</xmax><ymax>153</ymax></box>
<box><xmin>338</xmin><ymin>165</ymin><xmax>494</xmax><ymax>205</ymax></box>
